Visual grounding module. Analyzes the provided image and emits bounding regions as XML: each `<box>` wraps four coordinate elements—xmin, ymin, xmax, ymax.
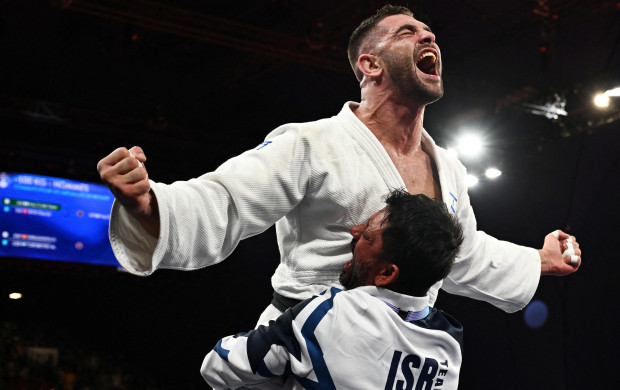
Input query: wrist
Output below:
<box><xmin>538</xmin><ymin>249</ymin><xmax>549</xmax><ymax>275</ymax></box>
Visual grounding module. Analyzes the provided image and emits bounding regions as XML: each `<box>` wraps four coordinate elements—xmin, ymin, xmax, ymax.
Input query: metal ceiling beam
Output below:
<box><xmin>52</xmin><ymin>0</ymin><xmax>350</xmax><ymax>73</ymax></box>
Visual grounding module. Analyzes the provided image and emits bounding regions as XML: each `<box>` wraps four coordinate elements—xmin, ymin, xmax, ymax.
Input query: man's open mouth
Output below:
<box><xmin>416</xmin><ymin>51</ymin><xmax>438</xmax><ymax>76</ymax></box>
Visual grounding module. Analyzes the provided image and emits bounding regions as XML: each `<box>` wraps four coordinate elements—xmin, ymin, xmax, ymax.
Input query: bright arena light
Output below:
<box><xmin>446</xmin><ymin>147</ymin><xmax>459</xmax><ymax>158</ymax></box>
<box><xmin>606</xmin><ymin>87</ymin><xmax>620</xmax><ymax>96</ymax></box>
<box><xmin>594</xmin><ymin>93</ymin><xmax>610</xmax><ymax>108</ymax></box>
<box><xmin>485</xmin><ymin>168</ymin><xmax>502</xmax><ymax>179</ymax></box>
<box><xmin>9</xmin><ymin>292</ymin><xmax>22</xmax><ymax>300</ymax></box>
<box><xmin>466</xmin><ymin>174</ymin><xmax>479</xmax><ymax>187</ymax></box>
<box><xmin>594</xmin><ymin>87</ymin><xmax>620</xmax><ymax>108</ymax></box>
<box><xmin>457</xmin><ymin>134</ymin><xmax>483</xmax><ymax>158</ymax></box>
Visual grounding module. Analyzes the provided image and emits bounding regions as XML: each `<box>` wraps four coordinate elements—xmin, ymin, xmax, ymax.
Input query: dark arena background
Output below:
<box><xmin>1</xmin><ymin>1</ymin><xmax>619</xmax><ymax>389</ymax></box>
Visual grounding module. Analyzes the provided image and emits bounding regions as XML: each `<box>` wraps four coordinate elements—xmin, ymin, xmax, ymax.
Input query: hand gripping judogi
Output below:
<box><xmin>201</xmin><ymin>287</ymin><xmax>463</xmax><ymax>390</ymax></box>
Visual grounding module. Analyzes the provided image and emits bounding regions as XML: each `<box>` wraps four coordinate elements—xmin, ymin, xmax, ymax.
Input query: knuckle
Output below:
<box><xmin>135</xmin><ymin>171</ymin><xmax>147</xmax><ymax>182</ymax></box>
<box><xmin>132</xmin><ymin>185</ymin><xmax>148</xmax><ymax>197</ymax></box>
<box><xmin>99</xmin><ymin>167</ymin><xmax>113</xmax><ymax>181</ymax></box>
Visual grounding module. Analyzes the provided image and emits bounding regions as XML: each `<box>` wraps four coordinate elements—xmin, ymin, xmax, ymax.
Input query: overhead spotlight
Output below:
<box><xmin>605</xmin><ymin>87</ymin><xmax>620</xmax><ymax>96</ymax></box>
<box><xmin>485</xmin><ymin>168</ymin><xmax>502</xmax><ymax>179</ymax></box>
<box><xmin>466</xmin><ymin>174</ymin><xmax>479</xmax><ymax>187</ymax></box>
<box><xmin>9</xmin><ymin>292</ymin><xmax>22</xmax><ymax>300</ymax></box>
<box><xmin>594</xmin><ymin>93</ymin><xmax>610</xmax><ymax>108</ymax></box>
<box><xmin>594</xmin><ymin>87</ymin><xmax>620</xmax><ymax>108</ymax></box>
<box><xmin>457</xmin><ymin>134</ymin><xmax>483</xmax><ymax>158</ymax></box>
<box><xmin>522</xmin><ymin>93</ymin><xmax>567</xmax><ymax>120</ymax></box>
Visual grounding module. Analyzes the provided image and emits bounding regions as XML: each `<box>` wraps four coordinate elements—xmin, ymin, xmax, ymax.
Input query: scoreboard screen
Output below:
<box><xmin>0</xmin><ymin>172</ymin><xmax>118</xmax><ymax>266</ymax></box>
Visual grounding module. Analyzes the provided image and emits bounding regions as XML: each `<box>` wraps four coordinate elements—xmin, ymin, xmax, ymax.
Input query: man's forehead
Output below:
<box><xmin>369</xmin><ymin>208</ymin><xmax>389</xmax><ymax>229</ymax></box>
<box><xmin>378</xmin><ymin>14</ymin><xmax>429</xmax><ymax>32</ymax></box>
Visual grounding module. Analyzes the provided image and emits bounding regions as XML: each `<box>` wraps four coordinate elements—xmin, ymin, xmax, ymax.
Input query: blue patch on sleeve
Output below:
<box><xmin>257</xmin><ymin>361</ymin><xmax>276</xmax><ymax>378</ymax></box>
<box><xmin>214</xmin><ymin>339</ymin><xmax>230</xmax><ymax>362</ymax></box>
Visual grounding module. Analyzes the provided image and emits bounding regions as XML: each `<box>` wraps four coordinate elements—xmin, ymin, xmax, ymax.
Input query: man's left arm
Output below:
<box><xmin>201</xmin><ymin>298</ymin><xmax>315</xmax><ymax>389</ymax></box>
<box><xmin>201</xmin><ymin>334</ymin><xmax>288</xmax><ymax>390</ymax></box>
<box><xmin>441</xmin><ymin>187</ymin><xmax>581</xmax><ymax>313</ymax></box>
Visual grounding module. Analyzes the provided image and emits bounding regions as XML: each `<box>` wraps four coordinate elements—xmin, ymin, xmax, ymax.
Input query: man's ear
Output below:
<box><xmin>374</xmin><ymin>263</ymin><xmax>399</xmax><ymax>287</ymax></box>
<box><xmin>357</xmin><ymin>54</ymin><xmax>383</xmax><ymax>79</ymax></box>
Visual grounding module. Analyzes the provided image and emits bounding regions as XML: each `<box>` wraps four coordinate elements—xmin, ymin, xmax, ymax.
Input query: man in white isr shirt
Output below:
<box><xmin>201</xmin><ymin>191</ymin><xmax>464</xmax><ymax>390</ymax></box>
<box><xmin>96</xmin><ymin>5</ymin><xmax>581</xmax><ymax>326</ymax></box>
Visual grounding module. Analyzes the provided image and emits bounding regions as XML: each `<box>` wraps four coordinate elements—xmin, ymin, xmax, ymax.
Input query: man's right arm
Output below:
<box><xmin>202</xmin><ymin>289</ymin><xmax>344</xmax><ymax>389</ymax></box>
<box><xmin>98</xmin><ymin>127</ymin><xmax>313</xmax><ymax>275</ymax></box>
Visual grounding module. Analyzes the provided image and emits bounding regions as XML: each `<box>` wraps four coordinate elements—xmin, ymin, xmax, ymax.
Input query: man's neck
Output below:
<box><xmin>353</xmin><ymin>94</ymin><xmax>426</xmax><ymax>156</ymax></box>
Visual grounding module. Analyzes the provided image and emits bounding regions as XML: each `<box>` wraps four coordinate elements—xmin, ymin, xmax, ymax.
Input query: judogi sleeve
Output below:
<box><xmin>200</xmin><ymin>296</ymin><xmax>317</xmax><ymax>389</ymax></box>
<box><xmin>108</xmin><ymin>126</ymin><xmax>311</xmax><ymax>275</ymax></box>
<box><xmin>440</xmin><ymin>165</ymin><xmax>541</xmax><ymax>313</ymax></box>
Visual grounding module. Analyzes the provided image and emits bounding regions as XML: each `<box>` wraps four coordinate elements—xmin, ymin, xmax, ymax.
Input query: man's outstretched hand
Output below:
<box><xmin>539</xmin><ymin>229</ymin><xmax>581</xmax><ymax>276</ymax></box>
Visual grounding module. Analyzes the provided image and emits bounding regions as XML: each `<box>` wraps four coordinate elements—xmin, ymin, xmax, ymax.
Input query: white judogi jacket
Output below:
<box><xmin>201</xmin><ymin>286</ymin><xmax>463</xmax><ymax>390</ymax></box>
<box><xmin>109</xmin><ymin>102</ymin><xmax>540</xmax><ymax>314</ymax></box>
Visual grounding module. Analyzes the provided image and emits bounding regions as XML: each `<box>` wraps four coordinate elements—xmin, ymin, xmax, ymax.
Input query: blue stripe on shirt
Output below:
<box><xmin>295</xmin><ymin>286</ymin><xmax>341</xmax><ymax>390</ymax></box>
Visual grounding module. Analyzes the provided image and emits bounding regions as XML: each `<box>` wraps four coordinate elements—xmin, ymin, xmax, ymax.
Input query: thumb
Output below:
<box><xmin>551</xmin><ymin>229</ymin><xmax>570</xmax><ymax>241</ymax></box>
<box><xmin>129</xmin><ymin>146</ymin><xmax>147</xmax><ymax>163</ymax></box>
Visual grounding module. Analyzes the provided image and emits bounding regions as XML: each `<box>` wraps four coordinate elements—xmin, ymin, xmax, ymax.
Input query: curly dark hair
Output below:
<box><xmin>381</xmin><ymin>189</ymin><xmax>464</xmax><ymax>296</ymax></box>
<box><xmin>347</xmin><ymin>4</ymin><xmax>414</xmax><ymax>81</ymax></box>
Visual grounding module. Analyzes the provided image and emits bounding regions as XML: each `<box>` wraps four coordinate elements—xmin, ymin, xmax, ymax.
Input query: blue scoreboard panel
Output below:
<box><xmin>0</xmin><ymin>172</ymin><xmax>118</xmax><ymax>266</ymax></box>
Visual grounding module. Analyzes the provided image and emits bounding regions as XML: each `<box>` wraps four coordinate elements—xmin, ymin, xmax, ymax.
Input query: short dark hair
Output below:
<box><xmin>381</xmin><ymin>190</ymin><xmax>464</xmax><ymax>296</ymax></box>
<box><xmin>347</xmin><ymin>4</ymin><xmax>414</xmax><ymax>81</ymax></box>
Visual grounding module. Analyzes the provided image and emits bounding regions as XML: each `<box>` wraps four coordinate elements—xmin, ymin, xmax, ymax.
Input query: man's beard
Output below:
<box><xmin>384</xmin><ymin>51</ymin><xmax>444</xmax><ymax>105</ymax></box>
<box><xmin>339</xmin><ymin>260</ymin><xmax>375</xmax><ymax>290</ymax></box>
